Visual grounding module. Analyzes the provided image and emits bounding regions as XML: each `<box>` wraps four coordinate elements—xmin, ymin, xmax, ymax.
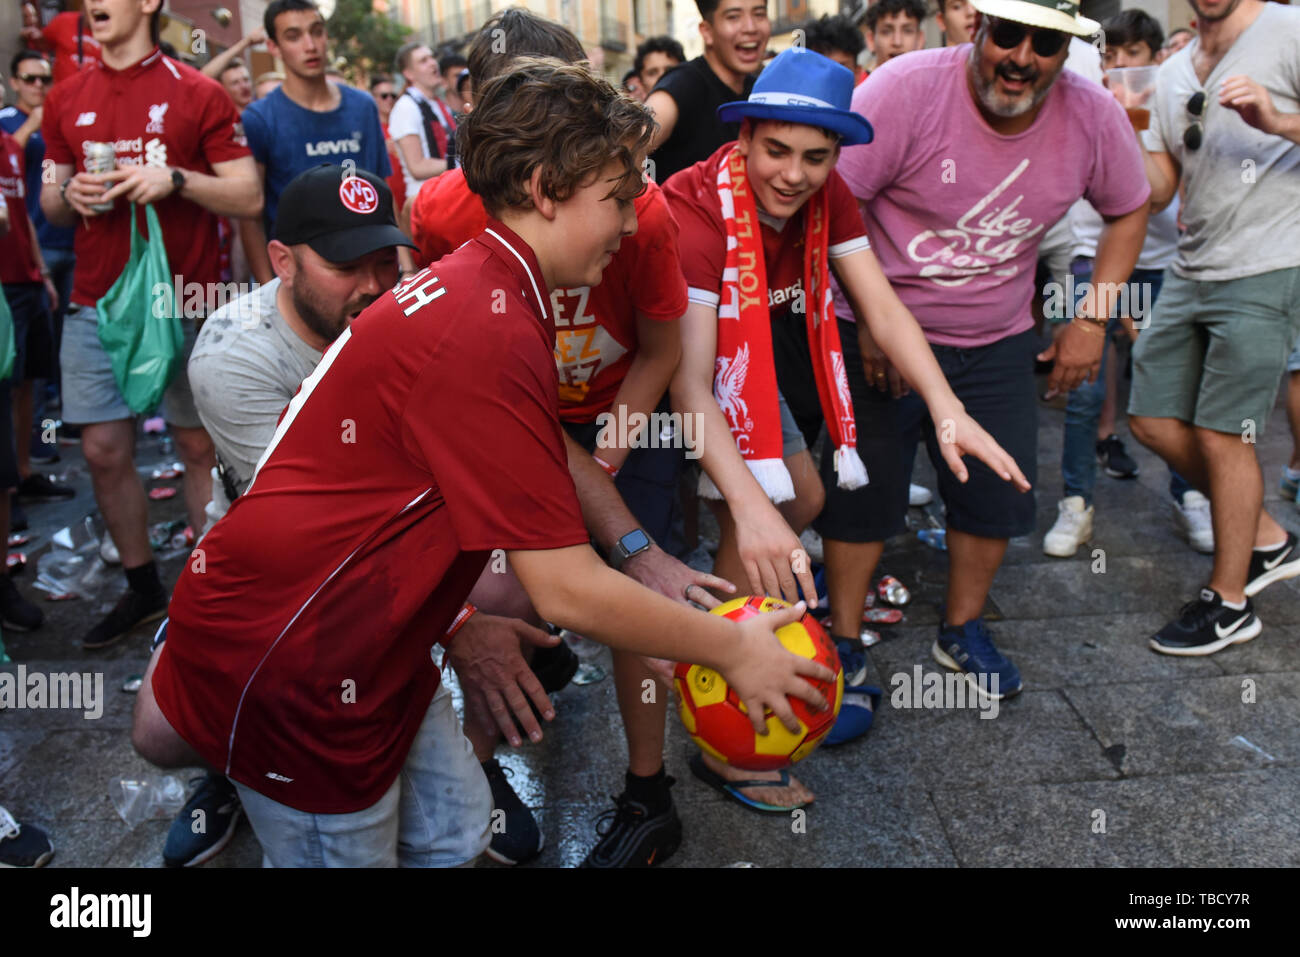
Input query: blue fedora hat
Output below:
<box><xmin>717</xmin><ymin>47</ymin><xmax>873</xmax><ymax>145</ymax></box>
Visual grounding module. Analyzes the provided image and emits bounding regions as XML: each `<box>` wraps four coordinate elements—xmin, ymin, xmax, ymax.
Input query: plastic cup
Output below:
<box><xmin>1106</xmin><ymin>66</ymin><xmax>1159</xmax><ymax>130</ymax></box>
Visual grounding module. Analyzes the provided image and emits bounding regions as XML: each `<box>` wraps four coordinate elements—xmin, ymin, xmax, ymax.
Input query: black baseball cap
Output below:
<box><xmin>272</xmin><ymin>164</ymin><xmax>416</xmax><ymax>262</ymax></box>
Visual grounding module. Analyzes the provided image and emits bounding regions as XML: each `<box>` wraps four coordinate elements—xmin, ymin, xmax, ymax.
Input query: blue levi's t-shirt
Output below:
<box><xmin>243</xmin><ymin>85</ymin><xmax>392</xmax><ymax>231</ymax></box>
<box><xmin>0</xmin><ymin>106</ymin><xmax>75</xmax><ymax>251</ymax></box>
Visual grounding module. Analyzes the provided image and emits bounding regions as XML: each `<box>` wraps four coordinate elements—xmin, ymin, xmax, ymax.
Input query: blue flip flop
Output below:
<box><xmin>688</xmin><ymin>752</ymin><xmax>812</xmax><ymax>814</ymax></box>
<box><xmin>823</xmin><ymin>685</ymin><xmax>882</xmax><ymax>747</ymax></box>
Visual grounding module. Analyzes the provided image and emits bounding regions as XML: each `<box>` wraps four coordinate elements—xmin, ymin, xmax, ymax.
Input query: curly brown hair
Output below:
<box><xmin>460</xmin><ymin>57</ymin><xmax>654</xmax><ymax>218</ymax></box>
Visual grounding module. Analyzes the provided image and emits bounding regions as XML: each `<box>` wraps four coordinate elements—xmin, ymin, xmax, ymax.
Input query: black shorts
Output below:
<box><xmin>2</xmin><ymin>282</ymin><xmax>57</xmax><ymax>382</ymax></box>
<box><xmin>771</xmin><ymin>313</ymin><xmax>908</xmax><ymax>544</ymax></box>
<box><xmin>895</xmin><ymin>330</ymin><xmax>1039</xmax><ymax>539</ymax></box>
<box><xmin>563</xmin><ymin>402</ymin><xmax>683</xmax><ymax>549</ymax></box>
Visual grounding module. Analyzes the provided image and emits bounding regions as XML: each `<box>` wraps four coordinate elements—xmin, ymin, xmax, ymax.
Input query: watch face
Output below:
<box><xmin>621</xmin><ymin>529</ymin><xmax>650</xmax><ymax>554</ymax></box>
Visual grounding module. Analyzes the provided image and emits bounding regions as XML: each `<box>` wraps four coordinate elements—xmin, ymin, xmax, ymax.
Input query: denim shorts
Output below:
<box><xmin>231</xmin><ymin>682</ymin><xmax>492</xmax><ymax>868</ymax></box>
<box><xmin>1130</xmin><ymin>267</ymin><xmax>1300</xmax><ymax>436</ymax></box>
<box><xmin>60</xmin><ymin>303</ymin><xmax>202</xmax><ymax>427</ymax></box>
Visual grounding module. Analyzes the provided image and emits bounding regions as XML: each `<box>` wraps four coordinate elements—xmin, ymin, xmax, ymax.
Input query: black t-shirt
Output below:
<box><xmin>650</xmin><ymin>56</ymin><xmax>755</xmax><ymax>184</ymax></box>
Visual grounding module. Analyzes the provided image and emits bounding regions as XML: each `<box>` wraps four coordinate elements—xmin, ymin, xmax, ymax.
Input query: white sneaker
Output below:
<box><xmin>1043</xmin><ymin>496</ymin><xmax>1094</xmax><ymax>557</ymax></box>
<box><xmin>908</xmin><ymin>483</ymin><xmax>933</xmax><ymax>507</ymax></box>
<box><xmin>99</xmin><ymin>534</ymin><xmax>121</xmax><ymax>565</ymax></box>
<box><xmin>1174</xmin><ymin>491</ymin><xmax>1215</xmax><ymax>554</ymax></box>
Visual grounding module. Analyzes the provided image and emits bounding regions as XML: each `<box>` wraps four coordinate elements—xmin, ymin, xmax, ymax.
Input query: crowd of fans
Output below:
<box><xmin>1</xmin><ymin>0</ymin><xmax>1297</xmax><ymax>871</ymax></box>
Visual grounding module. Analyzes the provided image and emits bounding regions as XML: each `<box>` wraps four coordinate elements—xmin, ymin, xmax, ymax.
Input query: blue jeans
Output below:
<box><xmin>1060</xmin><ymin>265</ymin><xmax>1188</xmax><ymax>504</ymax></box>
<box><xmin>231</xmin><ymin>682</ymin><xmax>492</xmax><ymax>867</ymax></box>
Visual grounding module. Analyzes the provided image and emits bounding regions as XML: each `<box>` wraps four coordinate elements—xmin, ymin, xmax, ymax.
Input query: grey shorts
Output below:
<box><xmin>1129</xmin><ymin>267</ymin><xmax>1300</xmax><ymax>437</ymax></box>
<box><xmin>1288</xmin><ymin>335</ymin><xmax>1300</xmax><ymax>373</ymax></box>
<box><xmin>60</xmin><ymin>303</ymin><xmax>202</xmax><ymax>428</ymax></box>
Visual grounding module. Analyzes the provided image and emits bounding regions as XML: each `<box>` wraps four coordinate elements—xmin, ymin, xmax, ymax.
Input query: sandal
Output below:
<box><xmin>688</xmin><ymin>752</ymin><xmax>812</xmax><ymax>814</ymax></box>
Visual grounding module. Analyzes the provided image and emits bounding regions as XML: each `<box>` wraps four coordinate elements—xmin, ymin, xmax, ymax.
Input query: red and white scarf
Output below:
<box><xmin>700</xmin><ymin>145</ymin><xmax>868</xmax><ymax>504</ymax></box>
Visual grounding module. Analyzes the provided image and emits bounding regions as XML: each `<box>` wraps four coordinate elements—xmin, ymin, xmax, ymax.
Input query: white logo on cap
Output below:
<box><xmin>339</xmin><ymin>176</ymin><xmax>379</xmax><ymax>214</ymax></box>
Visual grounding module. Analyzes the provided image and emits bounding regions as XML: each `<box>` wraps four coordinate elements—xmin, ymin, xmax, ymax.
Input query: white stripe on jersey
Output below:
<box><xmin>247</xmin><ymin>325</ymin><xmax>353</xmax><ymax>491</ymax></box>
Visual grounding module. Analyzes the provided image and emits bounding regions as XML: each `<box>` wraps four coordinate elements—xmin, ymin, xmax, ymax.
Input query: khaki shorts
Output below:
<box><xmin>1129</xmin><ymin>267</ymin><xmax>1300</xmax><ymax>437</ymax></box>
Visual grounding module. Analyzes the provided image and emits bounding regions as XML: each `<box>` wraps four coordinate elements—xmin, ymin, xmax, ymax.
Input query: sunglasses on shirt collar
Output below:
<box><xmin>1184</xmin><ymin>90</ymin><xmax>1206</xmax><ymax>150</ymax></box>
<box><xmin>986</xmin><ymin>16</ymin><xmax>1070</xmax><ymax>59</ymax></box>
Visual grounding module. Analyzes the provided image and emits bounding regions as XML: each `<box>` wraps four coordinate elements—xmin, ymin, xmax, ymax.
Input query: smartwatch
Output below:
<box><xmin>609</xmin><ymin>528</ymin><xmax>653</xmax><ymax>571</ymax></box>
<box><xmin>170</xmin><ymin>168</ymin><xmax>186</xmax><ymax>194</ymax></box>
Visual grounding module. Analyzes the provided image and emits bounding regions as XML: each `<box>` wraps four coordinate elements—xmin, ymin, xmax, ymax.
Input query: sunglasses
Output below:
<box><xmin>375</xmin><ymin>92</ymin><xmax>397</xmax><ymax>100</ymax></box>
<box><xmin>17</xmin><ymin>73</ymin><xmax>52</xmax><ymax>85</ymax></box>
<box><xmin>987</xmin><ymin>17</ymin><xmax>1069</xmax><ymax>58</ymax></box>
<box><xmin>1184</xmin><ymin>90</ymin><xmax>1206</xmax><ymax>150</ymax></box>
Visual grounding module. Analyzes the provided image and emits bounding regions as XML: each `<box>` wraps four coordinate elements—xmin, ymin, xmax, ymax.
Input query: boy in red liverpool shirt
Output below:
<box><xmin>40</xmin><ymin>0</ymin><xmax>262</xmax><ymax>651</ymax></box>
<box><xmin>132</xmin><ymin>58</ymin><xmax>832</xmax><ymax>868</ymax></box>
<box><xmin>666</xmin><ymin>48</ymin><xmax>1029</xmax><ymax>810</ymax></box>
<box><xmin>411</xmin><ymin>8</ymin><xmax>736</xmax><ymax>870</ymax></box>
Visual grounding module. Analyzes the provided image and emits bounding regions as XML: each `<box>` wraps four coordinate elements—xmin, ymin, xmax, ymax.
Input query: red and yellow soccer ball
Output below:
<box><xmin>673</xmin><ymin>596</ymin><xmax>844</xmax><ymax>771</ymax></box>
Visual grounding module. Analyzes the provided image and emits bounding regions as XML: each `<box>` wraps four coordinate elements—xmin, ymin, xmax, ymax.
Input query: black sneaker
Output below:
<box><xmin>1096</xmin><ymin>434</ymin><xmax>1139</xmax><ymax>479</ymax></box>
<box><xmin>581</xmin><ymin>779</ymin><xmax>681</xmax><ymax>868</ymax></box>
<box><xmin>16</xmin><ymin>472</ymin><xmax>76</xmax><ymax>502</ymax></box>
<box><xmin>82</xmin><ymin>589</ymin><xmax>169</xmax><ymax>650</ymax></box>
<box><xmin>163</xmin><ymin>774</ymin><xmax>243</xmax><ymax>867</ymax></box>
<box><xmin>0</xmin><ymin>805</ymin><xmax>54</xmax><ymax>867</ymax></box>
<box><xmin>1149</xmin><ymin>588</ymin><xmax>1261</xmax><ymax>656</ymax></box>
<box><xmin>0</xmin><ymin>576</ymin><xmax>43</xmax><ymax>632</ymax></box>
<box><xmin>530</xmin><ymin>637</ymin><xmax>579</xmax><ymax>694</ymax></box>
<box><xmin>482</xmin><ymin>759</ymin><xmax>543</xmax><ymax>865</ymax></box>
<box><xmin>1245</xmin><ymin>532</ymin><xmax>1300</xmax><ymax>597</ymax></box>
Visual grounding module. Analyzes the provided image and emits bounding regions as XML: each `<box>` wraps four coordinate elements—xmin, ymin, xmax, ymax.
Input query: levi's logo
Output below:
<box><xmin>75</xmin><ymin>112</ymin><xmax>96</xmax><ymax>126</ymax></box>
<box><xmin>306</xmin><ymin>136</ymin><xmax>361</xmax><ymax>157</ymax></box>
<box><xmin>339</xmin><ymin>176</ymin><xmax>378</xmax><ymax>214</ymax></box>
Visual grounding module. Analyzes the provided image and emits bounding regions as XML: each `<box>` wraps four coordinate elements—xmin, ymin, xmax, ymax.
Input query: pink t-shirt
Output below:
<box><xmin>833</xmin><ymin>45</ymin><xmax>1150</xmax><ymax>348</ymax></box>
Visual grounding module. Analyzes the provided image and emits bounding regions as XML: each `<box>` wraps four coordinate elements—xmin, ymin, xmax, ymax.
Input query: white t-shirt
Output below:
<box><xmin>1069</xmin><ymin>194</ymin><xmax>1180</xmax><ymax>270</ymax></box>
<box><xmin>388</xmin><ymin>87</ymin><xmax>449</xmax><ymax>198</ymax></box>
<box><xmin>1142</xmin><ymin>3</ymin><xmax>1300</xmax><ymax>279</ymax></box>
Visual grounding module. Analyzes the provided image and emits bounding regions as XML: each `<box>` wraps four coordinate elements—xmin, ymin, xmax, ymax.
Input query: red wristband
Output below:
<box><xmin>593</xmin><ymin>454</ymin><xmax>619</xmax><ymax>477</ymax></box>
<box><xmin>445</xmin><ymin>602</ymin><xmax>477</xmax><ymax>638</ymax></box>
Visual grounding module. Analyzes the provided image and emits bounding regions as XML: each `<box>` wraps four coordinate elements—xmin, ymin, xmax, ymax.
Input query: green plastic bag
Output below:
<box><xmin>96</xmin><ymin>203</ymin><xmax>182</xmax><ymax>415</ymax></box>
<box><xmin>0</xmin><ymin>286</ymin><xmax>16</xmax><ymax>382</ymax></box>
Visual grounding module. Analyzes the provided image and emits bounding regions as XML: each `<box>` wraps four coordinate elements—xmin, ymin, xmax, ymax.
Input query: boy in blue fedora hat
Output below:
<box><xmin>665</xmin><ymin>47</ymin><xmax>1029</xmax><ymax>812</ymax></box>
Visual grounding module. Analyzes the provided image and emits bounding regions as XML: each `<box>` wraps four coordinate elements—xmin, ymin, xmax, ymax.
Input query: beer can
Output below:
<box><xmin>83</xmin><ymin>141</ymin><xmax>116</xmax><ymax>213</ymax></box>
<box><xmin>877</xmin><ymin>575</ymin><xmax>911</xmax><ymax>607</ymax></box>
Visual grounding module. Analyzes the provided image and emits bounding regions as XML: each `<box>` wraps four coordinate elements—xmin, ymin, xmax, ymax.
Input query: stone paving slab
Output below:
<box><xmin>932</xmin><ymin>768</ymin><xmax>1300</xmax><ymax>867</ymax></box>
<box><xmin>1061</xmin><ymin>673</ymin><xmax>1299</xmax><ymax>778</ymax></box>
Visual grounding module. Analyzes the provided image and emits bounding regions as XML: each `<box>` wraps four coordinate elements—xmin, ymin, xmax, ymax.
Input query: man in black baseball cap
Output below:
<box><xmin>151</xmin><ymin>165</ymin><xmax>413</xmax><ymax>869</ymax></box>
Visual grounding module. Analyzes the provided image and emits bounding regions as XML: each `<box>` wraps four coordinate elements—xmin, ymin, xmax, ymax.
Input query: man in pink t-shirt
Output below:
<box><xmin>835</xmin><ymin>0</ymin><xmax>1150</xmax><ymax>693</ymax></box>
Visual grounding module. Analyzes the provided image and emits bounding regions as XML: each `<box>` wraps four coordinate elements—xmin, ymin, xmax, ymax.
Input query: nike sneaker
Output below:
<box><xmin>1244</xmin><ymin>532</ymin><xmax>1300</xmax><ymax>597</ymax></box>
<box><xmin>1149</xmin><ymin>588</ymin><xmax>1261</xmax><ymax>656</ymax></box>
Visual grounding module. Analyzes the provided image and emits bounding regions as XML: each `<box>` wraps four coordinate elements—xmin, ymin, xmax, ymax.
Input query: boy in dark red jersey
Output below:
<box><xmin>666</xmin><ymin>47</ymin><xmax>1029</xmax><ymax>810</ymax></box>
<box><xmin>40</xmin><ymin>0</ymin><xmax>262</xmax><ymax>650</ymax></box>
<box><xmin>410</xmin><ymin>8</ymin><xmax>736</xmax><ymax>869</ymax></box>
<box><xmin>132</xmin><ymin>58</ymin><xmax>832</xmax><ymax>868</ymax></box>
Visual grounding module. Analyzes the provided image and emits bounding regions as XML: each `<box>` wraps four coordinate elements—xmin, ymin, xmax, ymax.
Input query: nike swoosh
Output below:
<box><xmin>646</xmin><ymin>849</ymin><xmax>657</xmax><ymax>866</ymax></box>
<box><xmin>1263</xmin><ymin>547</ymin><xmax>1292</xmax><ymax>571</ymax></box>
<box><xmin>1215</xmin><ymin>614</ymin><xmax>1251</xmax><ymax>639</ymax></box>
